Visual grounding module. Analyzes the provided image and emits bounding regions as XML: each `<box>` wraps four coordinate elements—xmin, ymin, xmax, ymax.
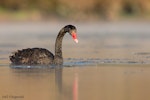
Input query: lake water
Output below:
<box><xmin>0</xmin><ymin>21</ymin><xmax>150</xmax><ymax>100</ymax></box>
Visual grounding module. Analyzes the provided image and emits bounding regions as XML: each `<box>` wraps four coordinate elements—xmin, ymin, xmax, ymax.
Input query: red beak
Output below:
<box><xmin>72</xmin><ymin>32</ymin><xmax>78</xmax><ymax>43</ymax></box>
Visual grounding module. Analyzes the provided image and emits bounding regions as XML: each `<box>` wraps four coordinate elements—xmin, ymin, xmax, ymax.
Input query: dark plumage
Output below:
<box><xmin>10</xmin><ymin>48</ymin><xmax>54</xmax><ymax>65</ymax></box>
<box><xmin>9</xmin><ymin>25</ymin><xmax>78</xmax><ymax>65</ymax></box>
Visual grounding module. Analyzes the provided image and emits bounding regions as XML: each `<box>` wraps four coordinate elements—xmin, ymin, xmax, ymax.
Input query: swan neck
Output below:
<box><xmin>55</xmin><ymin>29</ymin><xmax>66</xmax><ymax>57</ymax></box>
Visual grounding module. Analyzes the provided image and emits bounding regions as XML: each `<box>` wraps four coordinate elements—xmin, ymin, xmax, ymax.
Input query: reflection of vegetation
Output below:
<box><xmin>0</xmin><ymin>0</ymin><xmax>150</xmax><ymax>21</ymax></box>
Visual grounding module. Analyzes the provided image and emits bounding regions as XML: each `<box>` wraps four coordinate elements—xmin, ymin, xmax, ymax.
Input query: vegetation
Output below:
<box><xmin>0</xmin><ymin>0</ymin><xmax>150</xmax><ymax>21</ymax></box>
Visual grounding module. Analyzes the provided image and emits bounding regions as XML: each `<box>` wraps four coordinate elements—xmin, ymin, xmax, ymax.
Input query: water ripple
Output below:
<box><xmin>0</xmin><ymin>58</ymin><xmax>148</xmax><ymax>68</ymax></box>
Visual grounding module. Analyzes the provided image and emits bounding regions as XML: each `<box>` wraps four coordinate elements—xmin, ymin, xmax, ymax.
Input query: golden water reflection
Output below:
<box><xmin>0</xmin><ymin>65</ymin><xmax>150</xmax><ymax>100</ymax></box>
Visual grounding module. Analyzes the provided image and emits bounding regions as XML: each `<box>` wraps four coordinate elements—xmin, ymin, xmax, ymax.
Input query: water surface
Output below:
<box><xmin>0</xmin><ymin>65</ymin><xmax>150</xmax><ymax>100</ymax></box>
<box><xmin>1</xmin><ymin>22</ymin><xmax>150</xmax><ymax>100</ymax></box>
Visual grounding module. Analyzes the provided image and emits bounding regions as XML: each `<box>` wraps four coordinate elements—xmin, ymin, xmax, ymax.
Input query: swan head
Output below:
<box><xmin>64</xmin><ymin>25</ymin><xmax>78</xmax><ymax>43</ymax></box>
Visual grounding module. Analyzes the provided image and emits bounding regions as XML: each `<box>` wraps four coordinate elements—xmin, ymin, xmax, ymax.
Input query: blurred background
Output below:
<box><xmin>0</xmin><ymin>0</ymin><xmax>150</xmax><ymax>21</ymax></box>
<box><xmin>1</xmin><ymin>0</ymin><xmax>150</xmax><ymax>63</ymax></box>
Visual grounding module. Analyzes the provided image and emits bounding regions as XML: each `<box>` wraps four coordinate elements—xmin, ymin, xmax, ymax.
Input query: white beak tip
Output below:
<box><xmin>74</xmin><ymin>39</ymin><xmax>79</xmax><ymax>43</ymax></box>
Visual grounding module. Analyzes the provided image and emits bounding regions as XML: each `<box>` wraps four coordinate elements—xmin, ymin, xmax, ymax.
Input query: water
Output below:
<box><xmin>1</xmin><ymin>22</ymin><xmax>150</xmax><ymax>100</ymax></box>
<box><xmin>1</xmin><ymin>65</ymin><xmax>150</xmax><ymax>100</ymax></box>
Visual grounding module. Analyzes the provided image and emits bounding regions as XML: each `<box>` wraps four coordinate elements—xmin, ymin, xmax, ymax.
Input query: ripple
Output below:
<box><xmin>0</xmin><ymin>58</ymin><xmax>148</xmax><ymax>68</ymax></box>
<box><xmin>134</xmin><ymin>52</ymin><xmax>150</xmax><ymax>55</ymax></box>
<box><xmin>63</xmin><ymin>58</ymin><xmax>143</xmax><ymax>67</ymax></box>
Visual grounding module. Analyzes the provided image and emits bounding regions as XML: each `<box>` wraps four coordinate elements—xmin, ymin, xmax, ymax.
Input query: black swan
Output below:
<box><xmin>9</xmin><ymin>25</ymin><xmax>78</xmax><ymax>65</ymax></box>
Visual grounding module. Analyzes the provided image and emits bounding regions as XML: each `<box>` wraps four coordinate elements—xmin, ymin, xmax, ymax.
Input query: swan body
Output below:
<box><xmin>9</xmin><ymin>25</ymin><xmax>78</xmax><ymax>65</ymax></box>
